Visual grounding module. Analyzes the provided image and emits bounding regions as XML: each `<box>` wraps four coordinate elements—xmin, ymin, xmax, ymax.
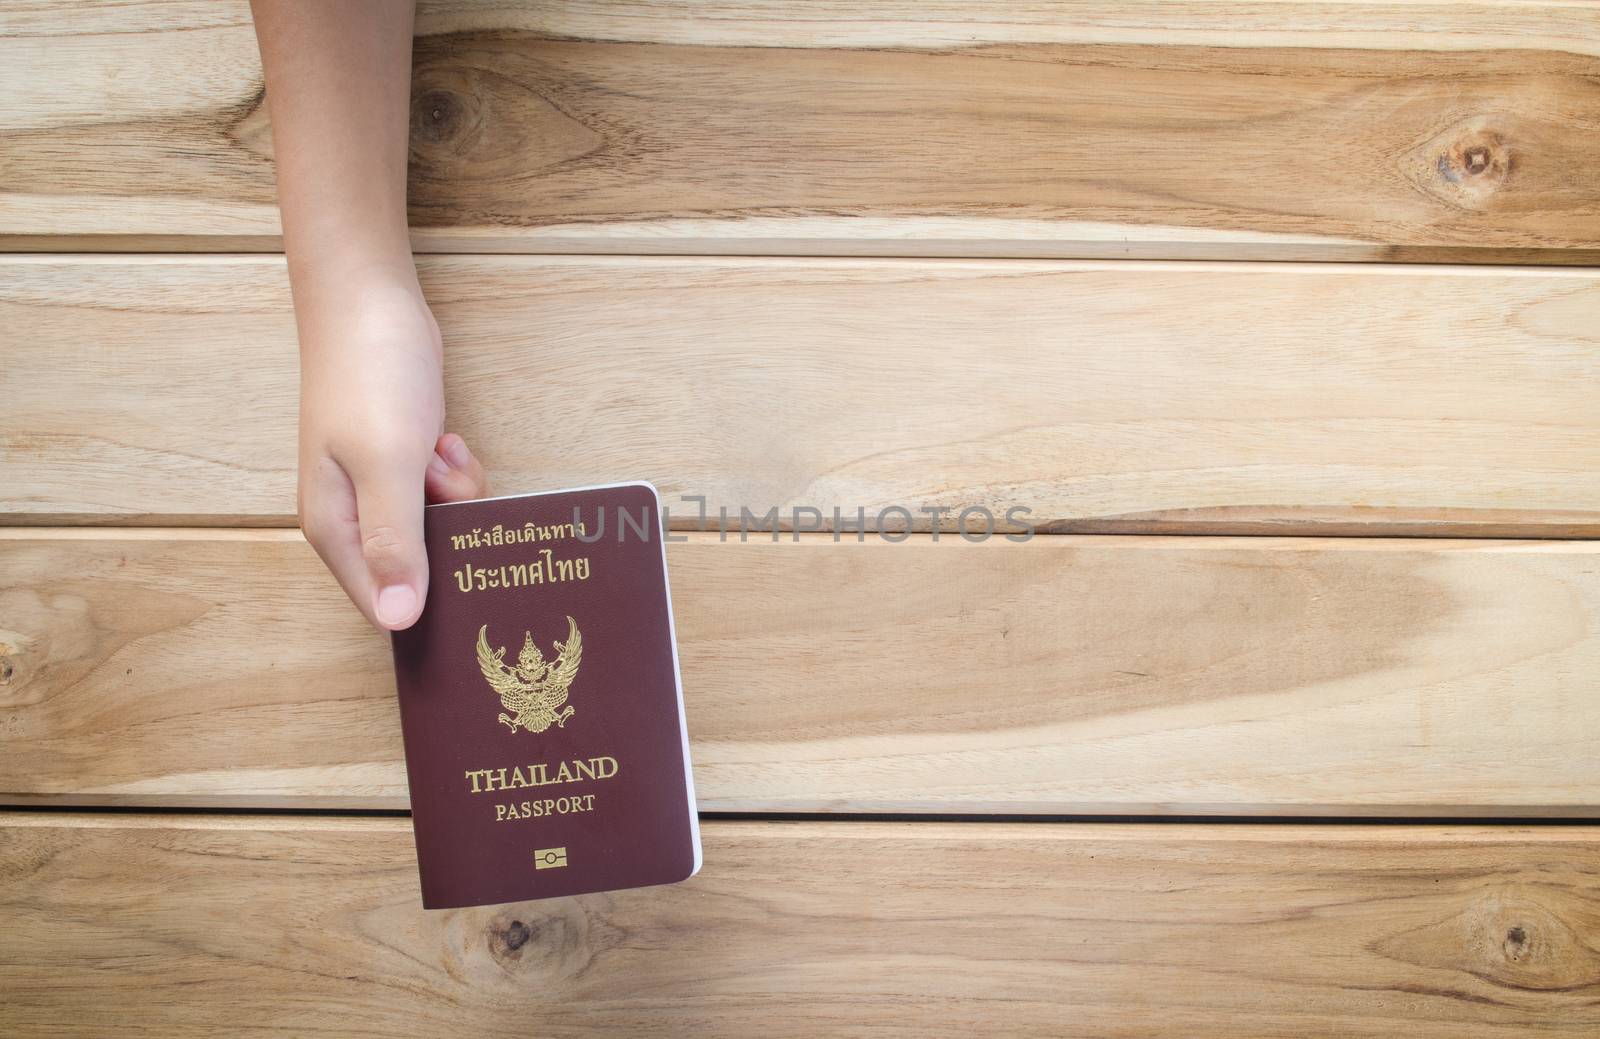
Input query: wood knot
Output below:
<box><xmin>407</xmin><ymin>35</ymin><xmax>605</xmax><ymax>212</ymax></box>
<box><xmin>1376</xmin><ymin>889</ymin><xmax>1600</xmax><ymax>992</ymax></box>
<box><xmin>1414</xmin><ymin>122</ymin><xmax>1512</xmax><ymax>210</ymax></box>
<box><xmin>0</xmin><ymin>655</ymin><xmax>13</xmax><ymax>685</ymax></box>
<box><xmin>480</xmin><ymin>902</ymin><xmax>608</xmax><ymax>979</ymax></box>
<box><xmin>487</xmin><ymin>915</ymin><xmax>539</xmax><ymax>959</ymax></box>
<box><xmin>502</xmin><ymin>919</ymin><xmax>533</xmax><ymax>950</ymax></box>
<box><xmin>1437</xmin><ymin>131</ymin><xmax>1508</xmax><ymax>185</ymax></box>
<box><xmin>412</xmin><ymin>88</ymin><xmax>470</xmax><ymax>146</ymax></box>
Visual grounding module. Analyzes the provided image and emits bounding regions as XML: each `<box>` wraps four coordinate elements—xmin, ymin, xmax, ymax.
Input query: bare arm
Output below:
<box><xmin>252</xmin><ymin>0</ymin><xmax>416</xmax><ymax>306</ymax></box>
<box><xmin>251</xmin><ymin>0</ymin><xmax>486</xmax><ymax>630</ymax></box>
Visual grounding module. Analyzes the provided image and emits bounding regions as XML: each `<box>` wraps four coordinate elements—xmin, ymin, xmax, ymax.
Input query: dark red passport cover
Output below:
<box><xmin>390</xmin><ymin>482</ymin><xmax>701</xmax><ymax>909</ymax></box>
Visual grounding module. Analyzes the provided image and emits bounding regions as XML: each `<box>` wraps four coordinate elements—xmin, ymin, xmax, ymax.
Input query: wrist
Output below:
<box><xmin>288</xmin><ymin>244</ymin><xmax>431</xmax><ymax>332</ymax></box>
<box><xmin>289</xmin><ymin>241</ymin><xmax>419</xmax><ymax>303</ymax></box>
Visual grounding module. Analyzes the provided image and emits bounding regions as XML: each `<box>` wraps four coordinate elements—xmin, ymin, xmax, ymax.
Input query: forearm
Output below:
<box><xmin>250</xmin><ymin>0</ymin><xmax>418</xmax><ymax>316</ymax></box>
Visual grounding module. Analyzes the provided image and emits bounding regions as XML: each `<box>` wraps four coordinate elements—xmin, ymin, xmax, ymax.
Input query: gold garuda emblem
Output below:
<box><xmin>475</xmin><ymin>617</ymin><xmax>583</xmax><ymax>734</ymax></box>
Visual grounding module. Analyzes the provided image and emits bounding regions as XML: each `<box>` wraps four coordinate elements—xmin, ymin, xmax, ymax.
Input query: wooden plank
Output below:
<box><xmin>4</xmin><ymin>529</ymin><xmax>1598</xmax><ymax>814</ymax></box>
<box><xmin>4</xmin><ymin>1</ymin><xmax>1600</xmax><ymax>260</ymax></box>
<box><xmin>3</xmin><ymin>813</ymin><xmax>1598</xmax><ymax>1036</ymax></box>
<box><xmin>5</xmin><ymin>255</ymin><xmax>1599</xmax><ymax>534</ymax></box>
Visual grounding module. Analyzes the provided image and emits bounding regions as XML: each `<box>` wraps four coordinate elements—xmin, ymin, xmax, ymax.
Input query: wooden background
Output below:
<box><xmin>3</xmin><ymin>1</ymin><xmax>1599</xmax><ymax>1034</ymax></box>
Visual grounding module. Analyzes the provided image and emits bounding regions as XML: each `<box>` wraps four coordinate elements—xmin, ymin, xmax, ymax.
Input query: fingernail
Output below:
<box><xmin>441</xmin><ymin>436</ymin><xmax>472</xmax><ymax>470</ymax></box>
<box><xmin>375</xmin><ymin>584</ymin><xmax>418</xmax><ymax>627</ymax></box>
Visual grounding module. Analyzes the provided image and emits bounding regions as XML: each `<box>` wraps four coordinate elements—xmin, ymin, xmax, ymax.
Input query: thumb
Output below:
<box><xmin>351</xmin><ymin>458</ymin><xmax>430</xmax><ymax>631</ymax></box>
<box><xmin>425</xmin><ymin>432</ymin><xmax>490</xmax><ymax>503</ymax></box>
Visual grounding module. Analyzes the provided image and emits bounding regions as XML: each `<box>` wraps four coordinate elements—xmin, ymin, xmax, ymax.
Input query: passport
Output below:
<box><xmin>390</xmin><ymin>482</ymin><xmax>701</xmax><ymax>909</ymax></box>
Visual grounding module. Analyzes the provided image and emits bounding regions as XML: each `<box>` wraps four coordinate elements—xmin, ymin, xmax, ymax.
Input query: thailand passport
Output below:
<box><xmin>390</xmin><ymin>482</ymin><xmax>701</xmax><ymax>909</ymax></box>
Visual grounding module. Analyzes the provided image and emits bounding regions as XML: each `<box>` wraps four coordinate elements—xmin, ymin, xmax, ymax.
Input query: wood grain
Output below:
<box><xmin>3</xmin><ymin>813</ymin><xmax>1599</xmax><ymax>1037</ymax></box>
<box><xmin>5</xmin><ymin>255</ymin><xmax>1599</xmax><ymax>534</ymax></box>
<box><xmin>4</xmin><ymin>1</ymin><xmax>1600</xmax><ymax>259</ymax></box>
<box><xmin>3</xmin><ymin>529</ymin><xmax>1598</xmax><ymax>814</ymax></box>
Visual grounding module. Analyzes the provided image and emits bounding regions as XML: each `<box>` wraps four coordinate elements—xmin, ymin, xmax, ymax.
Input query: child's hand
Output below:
<box><xmin>250</xmin><ymin>0</ymin><xmax>484</xmax><ymax>630</ymax></box>
<box><xmin>296</xmin><ymin>273</ymin><xmax>488</xmax><ymax>631</ymax></box>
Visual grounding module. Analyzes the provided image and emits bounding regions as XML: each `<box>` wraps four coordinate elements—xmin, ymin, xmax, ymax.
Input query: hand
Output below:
<box><xmin>296</xmin><ymin>272</ymin><xmax>488</xmax><ymax>631</ymax></box>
